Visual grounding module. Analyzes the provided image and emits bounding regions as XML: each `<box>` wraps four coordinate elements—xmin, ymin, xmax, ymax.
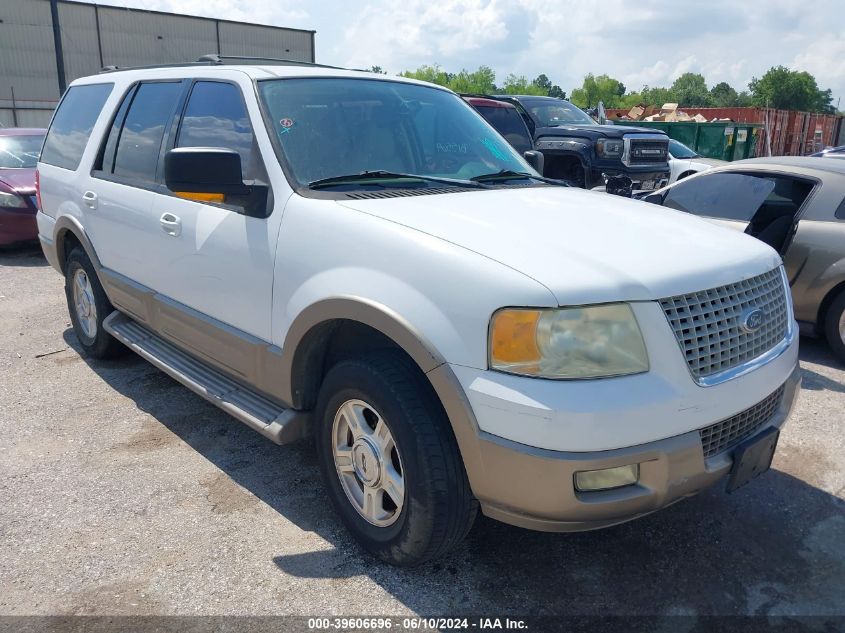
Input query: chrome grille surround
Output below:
<box><xmin>699</xmin><ymin>384</ymin><xmax>785</xmax><ymax>458</ymax></box>
<box><xmin>659</xmin><ymin>268</ymin><xmax>790</xmax><ymax>385</ymax></box>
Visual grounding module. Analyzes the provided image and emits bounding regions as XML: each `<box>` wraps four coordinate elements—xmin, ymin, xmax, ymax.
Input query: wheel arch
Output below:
<box><xmin>281</xmin><ymin>297</ymin><xmax>446</xmax><ymax>410</ymax></box>
<box><xmin>281</xmin><ymin>297</ymin><xmax>486</xmax><ymax>499</ymax></box>
<box><xmin>53</xmin><ymin>215</ymin><xmax>102</xmax><ymax>275</ymax></box>
<box><xmin>816</xmin><ymin>277</ymin><xmax>845</xmax><ymax>335</ymax></box>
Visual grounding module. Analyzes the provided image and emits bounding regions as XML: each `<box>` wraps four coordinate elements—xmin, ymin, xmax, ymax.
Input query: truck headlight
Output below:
<box><xmin>489</xmin><ymin>304</ymin><xmax>649</xmax><ymax>379</ymax></box>
<box><xmin>596</xmin><ymin>139</ymin><xmax>623</xmax><ymax>158</ymax></box>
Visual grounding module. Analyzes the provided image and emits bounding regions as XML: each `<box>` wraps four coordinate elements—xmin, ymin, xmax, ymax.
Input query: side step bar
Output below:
<box><xmin>103</xmin><ymin>311</ymin><xmax>308</xmax><ymax>445</ymax></box>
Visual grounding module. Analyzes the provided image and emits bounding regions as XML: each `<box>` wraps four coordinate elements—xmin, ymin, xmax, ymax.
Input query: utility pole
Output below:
<box><xmin>50</xmin><ymin>0</ymin><xmax>67</xmax><ymax>94</ymax></box>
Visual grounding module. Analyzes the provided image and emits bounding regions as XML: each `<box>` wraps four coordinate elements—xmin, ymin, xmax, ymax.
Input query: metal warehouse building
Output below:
<box><xmin>0</xmin><ymin>0</ymin><xmax>316</xmax><ymax>127</ymax></box>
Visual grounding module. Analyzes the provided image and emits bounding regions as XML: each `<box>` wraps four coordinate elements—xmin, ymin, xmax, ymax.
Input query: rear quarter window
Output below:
<box><xmin>40</xmin><ymin>83</ymin><xmax>113</xmax><ymax>171</ymax></box>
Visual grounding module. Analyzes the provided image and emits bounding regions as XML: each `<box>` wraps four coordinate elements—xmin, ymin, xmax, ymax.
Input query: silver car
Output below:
<box><xmin>643</xmin><ymin>156</ymin><xmax>845</xmax><ymax>362</ymax></box>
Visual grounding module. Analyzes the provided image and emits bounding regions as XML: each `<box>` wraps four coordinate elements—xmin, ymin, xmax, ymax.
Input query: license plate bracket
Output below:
<box><xmin>639</xmin><ymin>180</ymin><xmax>655</xmax><ymax>190</ymax></box>
<box><xmin>726</xmin><ymin>426</ymin><xmax>779</xmax><ymax>493</ymax></box>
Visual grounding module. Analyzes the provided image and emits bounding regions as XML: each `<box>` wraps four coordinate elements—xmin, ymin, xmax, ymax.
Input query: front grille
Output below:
<box><xmin>629</xmin><ymin>140</ymin><xmax>667</xmax><ymax>164</ymax></box>
<box><xmin>699</xmin><ymin>385</ymin><xmax>785</xmax><ymax>458</ymax></box>
<box><xmin>659</xmin><ymin>268</ymin><xmax>789</xmax><ymax>383</ymax></box>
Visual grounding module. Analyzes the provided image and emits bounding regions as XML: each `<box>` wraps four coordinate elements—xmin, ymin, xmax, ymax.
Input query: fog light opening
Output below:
<box><xmin>574</xmin><ymin>464</ymin><xmax>639</xmax><ymax>492</ymax></box>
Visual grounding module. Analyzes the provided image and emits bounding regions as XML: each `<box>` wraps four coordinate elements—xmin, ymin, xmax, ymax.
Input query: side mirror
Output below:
<box><xmin>523</xmin><ymin>150</ymin><xmax>544</xmax><ymax>175</ymax></box>
<box><xmin>165</xmin><ymin>147</ymin><xmax>268</xmax><ymax>217</ymax></box>
<box><xmin>165</xmin><ymin>147</ymin><xmax>251</xmax><ymax>196</ymax></box>
<box><xmin>597</xmin><ymin>101</ymin><xmax>607</xmax><ymax>125</ymax></box>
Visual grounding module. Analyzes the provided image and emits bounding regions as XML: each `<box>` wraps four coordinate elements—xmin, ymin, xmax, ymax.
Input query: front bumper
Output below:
<box><xmin>588</xmin><ymin>166</ymin><xmax>669</xmax><ymax>191</ymax></box>
<box><xmin>465</xmin><ymin>364</ymin><xmax>801</xmax><ymax>532</ymax></box>
<box><xmin>444</xmin><ymin>304</ymin><xmax>800</xmax><ymax>533</ymax></box>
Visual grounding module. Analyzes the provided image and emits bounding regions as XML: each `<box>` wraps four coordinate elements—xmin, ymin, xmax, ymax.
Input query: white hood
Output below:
<box><xmin>338</xmin><ymin>186</ymin><xmax>781</xmax><ymax>305</ymax></box>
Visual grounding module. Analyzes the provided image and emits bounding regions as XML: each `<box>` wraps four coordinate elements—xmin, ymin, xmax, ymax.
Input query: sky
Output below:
<box><xmin>101</xmin><ymin>0</ymin><xmax>844</xmax><ymax>106</ymax></box>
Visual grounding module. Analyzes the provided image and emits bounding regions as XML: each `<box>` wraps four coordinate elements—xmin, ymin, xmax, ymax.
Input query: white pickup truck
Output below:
<box><xmin>36</xmin><ymin>58</ymin><xmax>800</xmax><ymax>566</ymax></box>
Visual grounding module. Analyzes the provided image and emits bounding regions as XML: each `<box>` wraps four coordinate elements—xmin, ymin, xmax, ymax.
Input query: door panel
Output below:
<box><xmin>149</xmin><ymin>196</ymin><xmax>279</xmax><ymax>340</ymax></box>
<box><xmin>783</xmin><ymin>219</ymin><xmax>845</xmax><ymax>325</ymax></box>
<box><xmin>146</xmin><ymin>79</ymin><xmax>281</xmax><ymax>342</ymax></box>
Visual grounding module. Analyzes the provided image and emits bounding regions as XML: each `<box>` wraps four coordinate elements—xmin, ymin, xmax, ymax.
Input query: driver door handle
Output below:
<box><xmin>82</xmin><ymin>191</ymin><xmax>98</xmax><ymax>209</ymax></box>
<box><xmin>159</xmin><ymin>212</ymin><xmax>182</xmax><ymax>237</ymax></box>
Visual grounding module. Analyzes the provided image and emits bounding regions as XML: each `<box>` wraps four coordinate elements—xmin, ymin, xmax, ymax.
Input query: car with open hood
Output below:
<box><xmin>643</xmin><ymin>156</ymin><xmax>845</xmax><ymax>362</ymax></box>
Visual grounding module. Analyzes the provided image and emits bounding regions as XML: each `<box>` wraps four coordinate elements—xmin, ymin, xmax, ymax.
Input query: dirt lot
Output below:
<box><xmin>1</xmin><ymin>243</ymin><xmax>843</xmax><ymax>617</ymax></box>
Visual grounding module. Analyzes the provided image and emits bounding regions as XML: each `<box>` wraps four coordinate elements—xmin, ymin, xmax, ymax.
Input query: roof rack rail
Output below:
<box><xmin>196</xmin><ymin>54</ymin><xmax>351</xmax><ymax>70</ymax></box>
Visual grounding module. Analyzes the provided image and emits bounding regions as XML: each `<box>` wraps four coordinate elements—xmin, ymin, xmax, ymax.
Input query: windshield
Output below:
<box><xmin>258</xmin><ymin>78</ymin><xmax>533</xmax><ymax>187</ymax></box>
<box><xmin>527</xmin><ymin>100</ymin><xmax>594</xmax><ymax>126</ymax></box>
<box><xmin>0</xmin><ymin>134</ymin><xmax>44</xmax><ymax>169</ymax></box>
<box><xmin>668</xmin><ymin>139</ymin><xmax>698</xmax><ymax>159</ymax></box>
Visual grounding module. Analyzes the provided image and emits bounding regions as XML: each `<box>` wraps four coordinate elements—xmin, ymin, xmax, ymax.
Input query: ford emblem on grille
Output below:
<box><xmin>741</xmin><ymin>307</ymin><xmax>766</xmax><ymax>333</ymax></box>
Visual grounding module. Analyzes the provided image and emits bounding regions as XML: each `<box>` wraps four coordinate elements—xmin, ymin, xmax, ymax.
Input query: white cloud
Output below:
<box><xmin>99</xmin><ymin>0</ymin><xmax>845</xmax><ymax>104</ymax></box>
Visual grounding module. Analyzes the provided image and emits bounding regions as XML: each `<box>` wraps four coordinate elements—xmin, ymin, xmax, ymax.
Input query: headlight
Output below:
<box><xmin>489</xmin><ymin>304</ymin><xmax>649</xmax><ymax>379</ymax></box>
<box><xmin>596</xmin><ymin>139</ymin><xmax>623</xmax><ymax>158</ymax></box>
<box><xmin>0</xmin><ymin>189</ymin><xmax>28</xmax><ymax>209</ymax></box>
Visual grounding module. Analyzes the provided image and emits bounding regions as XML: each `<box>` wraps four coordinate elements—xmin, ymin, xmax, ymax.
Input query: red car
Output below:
<box><xmin>0</xmin><ymin>128</ymin><xmax>46</xmax><ymax>245</ymax></box>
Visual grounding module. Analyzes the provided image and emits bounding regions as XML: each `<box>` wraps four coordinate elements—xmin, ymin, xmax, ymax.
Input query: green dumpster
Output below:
<box><xmin>615</xmin><ymin>120</ymin><xmax>761</xmax><ymax>161</ymax></box>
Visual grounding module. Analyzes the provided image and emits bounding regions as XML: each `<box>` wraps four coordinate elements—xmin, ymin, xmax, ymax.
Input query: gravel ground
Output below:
<box><xmin>1</xmin><ymin>243</ymin><xmax>843</xmax><ymax>617</ymax></box>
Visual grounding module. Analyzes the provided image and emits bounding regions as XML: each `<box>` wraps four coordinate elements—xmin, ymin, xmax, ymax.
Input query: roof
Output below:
<box><xmin>73</xmin><ymin>63</ymin><xmax>452</xmax><ymax>92</ymax></box>
<box><xmin>0</xmin><ymin>128</ymin><xmax>47</xmax><ymax>136</ymax></box>
<box><xmin>495</xmin><ymin>95</ymin><xmax>564</xmax><ymax>102</ymax></box>
<box><xmin>461</xmin><ymin>96</ymin><xmax>515</xmax><ymax>109</ymax></box>
<box><xmin>728</xmin><ymin>156</ymin><xmax>845</xmax><ymax>177</ymax></box>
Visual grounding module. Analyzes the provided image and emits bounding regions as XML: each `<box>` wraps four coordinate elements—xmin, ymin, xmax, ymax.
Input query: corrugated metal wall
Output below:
<box><xmin>0</xmin><ymin>0</ymin><xmax>315</xmax><ymax>127</ymax></box>
<box><xmin>607</xmin><ymin>106</ymin><xmax>844</xmax><ymax>157</ymax></box>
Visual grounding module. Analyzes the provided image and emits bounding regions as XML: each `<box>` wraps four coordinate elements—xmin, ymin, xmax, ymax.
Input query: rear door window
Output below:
<box><xmin>40</xmin><ymin>83</ymin><xmax>113</xmax><ymax>170</ymax></box>
<box><xmin>112</xmin><ymin>82</ymin><xmax>184</xmax><ymax>183</ymax></box>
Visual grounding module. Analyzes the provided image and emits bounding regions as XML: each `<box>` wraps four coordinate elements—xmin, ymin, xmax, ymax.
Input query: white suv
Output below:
<box><xmin>37</xmin><ymin>58</ymin><xmax>800</xmax><ymax>566</ymax></box>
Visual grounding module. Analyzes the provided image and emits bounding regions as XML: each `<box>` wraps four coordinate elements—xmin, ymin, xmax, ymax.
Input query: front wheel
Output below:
<box><xmin>824</xmin><ymin>290</ymin><xmax>845</xmax><ymax>363</ymax></box>
<box><xmin>314</xmin><ymin>351</ymin><xmax>477</xmax><ymax>566</ymax></box>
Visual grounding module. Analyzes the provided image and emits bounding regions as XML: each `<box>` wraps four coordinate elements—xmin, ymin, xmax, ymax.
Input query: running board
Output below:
<box><xmin>103</xmin><ymin>311</ymin><xmax>308</xmax><ymax>445</ymax></box>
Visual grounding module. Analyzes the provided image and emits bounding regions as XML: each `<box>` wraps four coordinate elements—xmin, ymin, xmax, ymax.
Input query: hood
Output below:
<box><xmin>0</xmin><ymin>168</ymin><xmax>36</xmax><ymax>194</ymax></box>
<box><xmin>538</xmin><ymin>124</ymin><xmax>665</xmax><ymax>139</ymax></box>
<box><xmin>337</xmin><ymin>186</ymin><xmax>781</xmax><ymax>305</ymax></box>
<box><xmin>695</xmin><ymin>157</ymin><xmax>728</xmax><ymax>167</ymax></box>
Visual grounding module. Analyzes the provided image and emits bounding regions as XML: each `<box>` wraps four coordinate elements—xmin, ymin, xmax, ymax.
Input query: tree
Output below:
<box><xmin>449</xmin><ymin>66</ymin><xmax>497</xmax><ymax>94</ymax></box>
<box><xmin>709</xmin><ymin>81</ymin><xmax>739</xmax><ymax>107</ymax></box>
<box><xmin>399</xmin><ymin>64</ymin><xmax>453</xmax><ymax>87</ymax></box>
<box><xmin>532</xmin><ymin>74</ymin><xmax>565</xmax><ymax>99</ymax></box>
<box><xmin>749</xmin><ymin>66</ymin><xmax>834</xmax><ymax>112</ymax></box>
<box><xmin>369</xmin><ymin>66</ymin><xmax>386</xmax><ymax>75</ymax></box>
<box><xmin>500</xmin><ymin>74</ymin><xmax>546</xmax><ymax>96</ymax></box>
<box><xmin>570</xmin><ymin>74</ymin><xmax>626</xmax><ymax>108</ymax></box>
<box><xmin>670</xmin><ymin>73</ymin><xmax>711</xmax><ymax>107</ymax></box>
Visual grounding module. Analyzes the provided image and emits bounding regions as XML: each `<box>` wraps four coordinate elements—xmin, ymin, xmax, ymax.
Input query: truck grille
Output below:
<box><xmin>659</xmin><ymin>268</ymin><xmax>789</xmax><ymax>383</ymax></box>
<box><xmin>699</xmin><ymin>384</ymin><xmax>785</xmax><ymax>458</ymax></box>
<box><xmin>628</xmin><ymin>140</ymin><xmax>667</xmax><ymax>164</ymax></box>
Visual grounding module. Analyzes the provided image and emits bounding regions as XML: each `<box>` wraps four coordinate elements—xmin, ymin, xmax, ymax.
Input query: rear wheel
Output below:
<box><xmin>314</xmin><ymin>351</ymin><xmax>477</xmax><ymax>566</ymax></box>
<box><xmin>64</xmin><ymin>247</ymin><xmax>125</xmax><ymax>359</ymax></box>
<box><xmin>824</xmin><ymin>290</ymin><xmax>845</xmax><ymax>363</ymax></box>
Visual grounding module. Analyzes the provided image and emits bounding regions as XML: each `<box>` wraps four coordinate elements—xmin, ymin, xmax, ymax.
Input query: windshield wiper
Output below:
<box><xmin>308</xmin><ymin>170</ymin><xmax>488</xmax><ymax>190</ymax></box>
<box><xmin>470</xmin><ymin>170</ymin><xmax>569</xmax><ymax>186</ymax></box>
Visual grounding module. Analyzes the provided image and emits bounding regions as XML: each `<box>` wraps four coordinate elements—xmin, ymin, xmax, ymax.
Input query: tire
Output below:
<box><xmin>314</xmin><ymin>350</ymin><xmax>477</xmax><ymax>566</ymax></box>
<box><xmin>64</xmin><ymin>247</ymin><xmax>125</xmax><ymax>359</ymax></box>
<box><xmin>823</xmin><ymin>290</ymin><xmax>845</xmax><ymax>363</ymax></box>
